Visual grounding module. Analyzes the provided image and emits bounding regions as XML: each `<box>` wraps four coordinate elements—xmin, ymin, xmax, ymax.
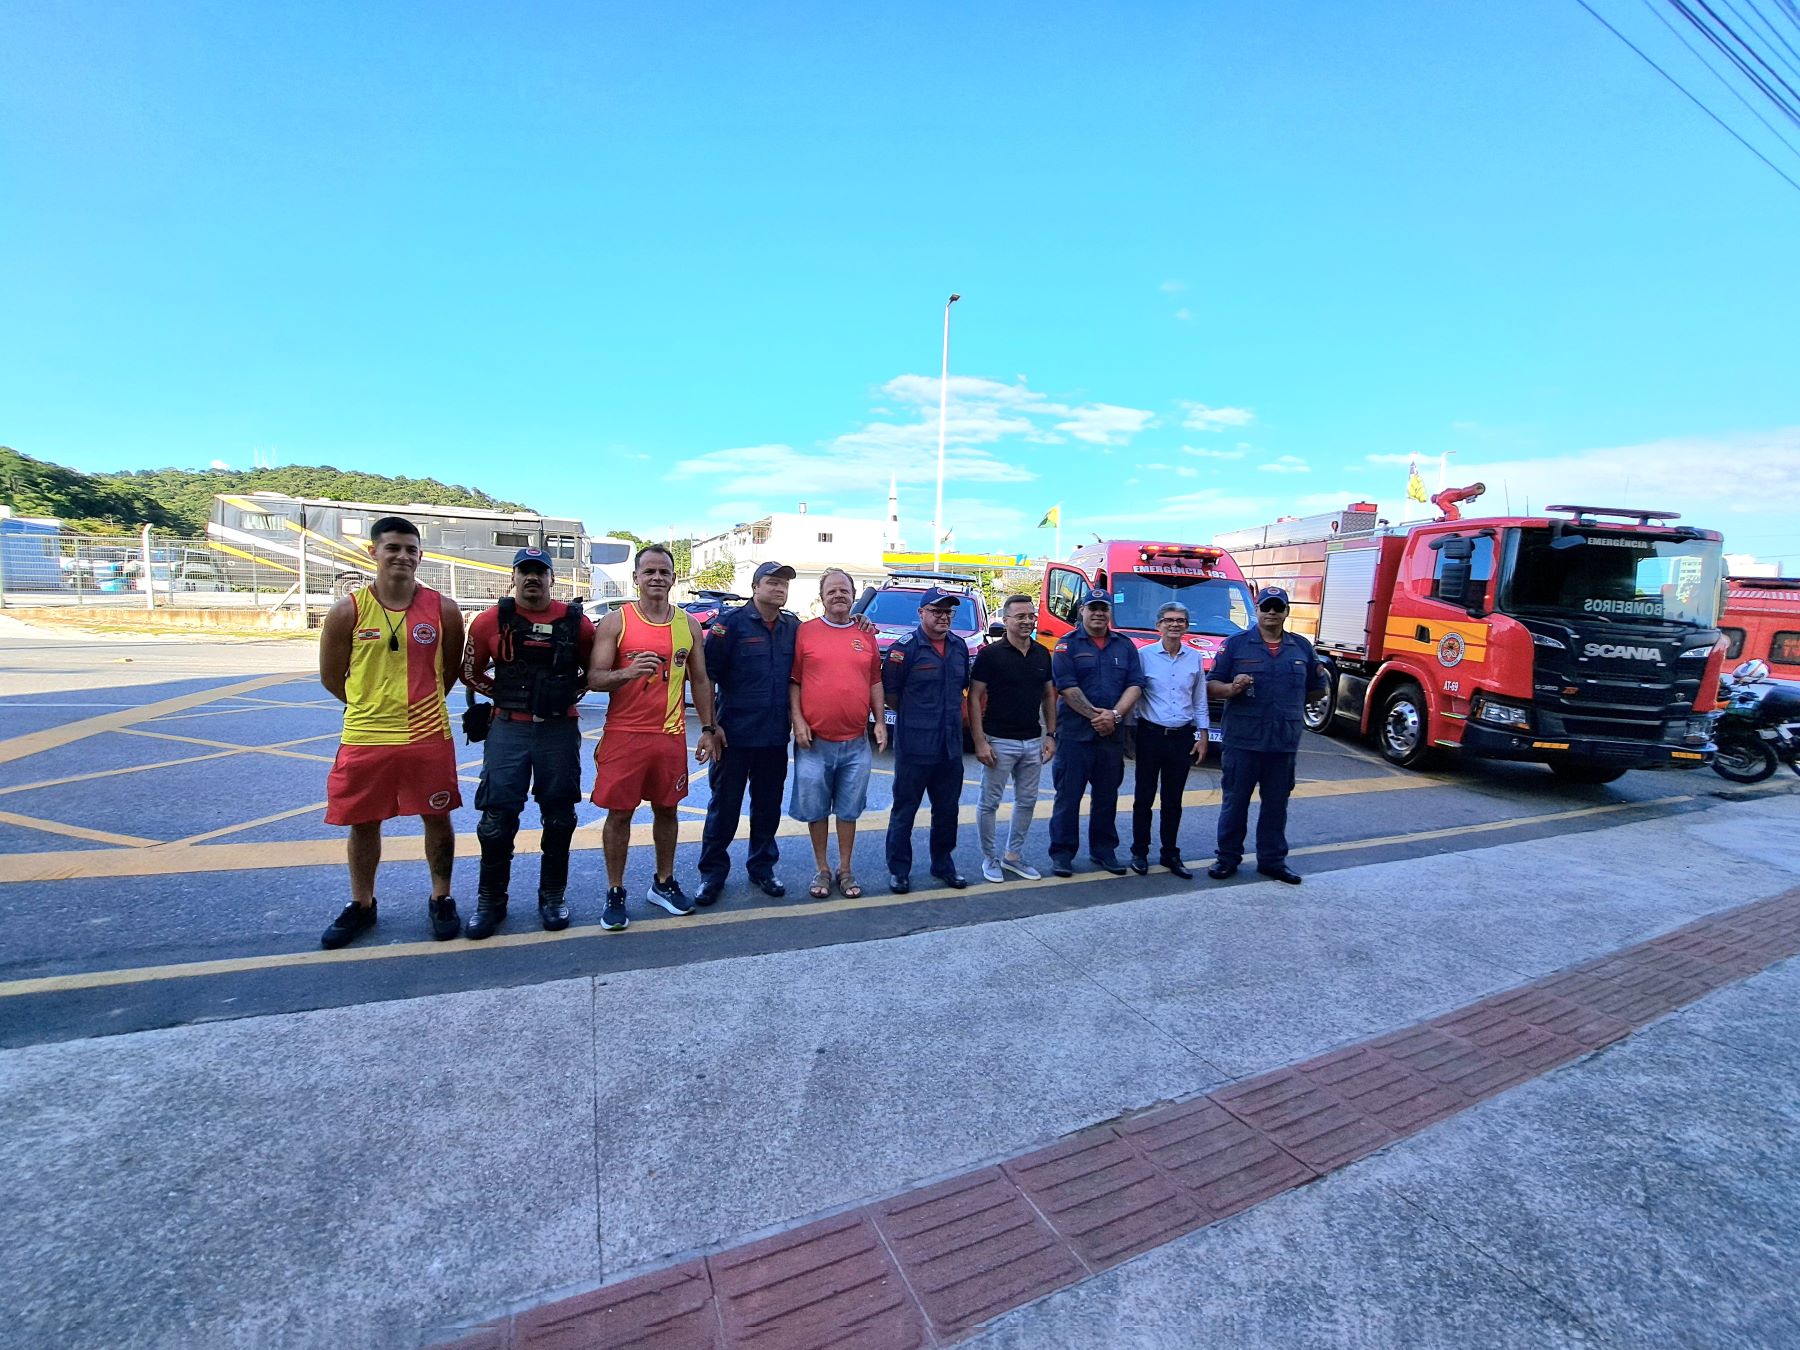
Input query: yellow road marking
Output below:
<box><xmin>0</xmin><ymin>791</ymin><xmax>1722</xmax><ymax>1000</ymax></box>
<box><xmin>0</xmin><ymin>748</ymin><xmax>241</xmax><ymax>798</ymax></box>
<box><xmin>118</xmin><ymin>728</ymin><xmax>339</xmax><ymax>763</ymax></box>
<box><xmin>0</xmin><ymin>673</ymin><xmax>300</xmax><ymax>766</ymax></box>
<box><xmin>0</xmin><ymin>809</ymin><xmax>160</xmax><ymax>849</ymax></box>
<box><xmin>164</xmin><ymin>800</ymin><xmax>332</xmax><ymax>847</ymax></box>
<box><xmin>0</xmin><ymin>772</ymin><xmax>1443</xmax><ymax>885</ymax></box>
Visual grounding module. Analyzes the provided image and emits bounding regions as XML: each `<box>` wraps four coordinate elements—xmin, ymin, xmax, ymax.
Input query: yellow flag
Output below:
<box><xmin>1406</xmin><ymin>460</ymin><xmax>1428</xmax><ymax>503</ymax></box>
<box><xmin>1038</xmin><ymin>505</ymin><xmax>1061</xmax><ymax>528</ymax></box>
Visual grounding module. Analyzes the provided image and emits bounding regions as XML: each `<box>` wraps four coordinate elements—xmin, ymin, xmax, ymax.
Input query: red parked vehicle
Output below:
<box><xmin>1217</xmin><ymin>501</ymin><xmax>1730</xmax><ymax>783</ymax></box>
<box><xmin>1037</xmin><ymin>539</ymin><xmax>1256</xmax><ymax>749</ymax></box>
<box><xmin>1720</xmin><ymin>577</ymin><xmax>1800</xmax><ymax>675</ymax></box>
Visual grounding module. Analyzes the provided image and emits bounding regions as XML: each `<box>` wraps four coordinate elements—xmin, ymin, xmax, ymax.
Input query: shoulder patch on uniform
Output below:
<box><xmin>1053</xmin><ymin>641</ymin><xmax>1070</xmax><ymax>653</ymax></box>
<box><xmin>888</xmin><ymin>648</ymin><xmax>906</xmax><ymax>663</ymax></box>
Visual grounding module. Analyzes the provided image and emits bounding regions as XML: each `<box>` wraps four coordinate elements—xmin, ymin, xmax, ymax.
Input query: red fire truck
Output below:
<box><xmin>1215</xmin><ymin>502</ymin><xmax>1730</xmax><ymax>782</ymax></box>
<box><xmin>1720</xmin><ymin>577</ymin><xmax>1800</xmax><ymax>674</ymax></box>
<box><xmin>1038</xmin><ymin>540</ymin><xmax>1256</xmax><ymax>749</ymax></box>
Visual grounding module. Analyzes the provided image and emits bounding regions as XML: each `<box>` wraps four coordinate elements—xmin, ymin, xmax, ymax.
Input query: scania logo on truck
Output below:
<box><xmin>1583</xmin><ymin>642</ymin><xmax>1664</xmax><ymax>663</ymax></box>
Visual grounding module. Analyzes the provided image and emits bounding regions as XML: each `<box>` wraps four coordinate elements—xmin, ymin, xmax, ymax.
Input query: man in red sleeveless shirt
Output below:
<box><xmin>587</xmin><ymin>544</ymin><xmax>720</xmax><ymax>931</ymax></box>
<box><xmin>316</xmin><ymin>516</ymin><xmax>466</xmax><ymax>949</ymax></box>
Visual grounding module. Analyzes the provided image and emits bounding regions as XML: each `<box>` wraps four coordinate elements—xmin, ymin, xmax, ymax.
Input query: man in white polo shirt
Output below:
<box><xmin>1130</xmin><ymin>601</ymin><xmax>1209</xmax><ymax>879</ymax></box>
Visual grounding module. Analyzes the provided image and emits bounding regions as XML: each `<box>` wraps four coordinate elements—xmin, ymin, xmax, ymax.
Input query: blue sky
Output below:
<box><xmin>3</xmin><ymin>0</ymin><xmax>1797</xmax><ymax>565</ymax></box>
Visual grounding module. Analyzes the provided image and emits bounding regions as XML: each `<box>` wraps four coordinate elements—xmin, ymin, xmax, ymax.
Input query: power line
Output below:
<box><xmin>1574</xmin><ymin>0</ymin><xmax>1800</xmax><ymax>194</ymax></box>
<box><xmin>1728</xmin><ymin>0</ymin><xmax>1800</xmax><ymax>86</ymax></box>
<box><xmin>1640</xmin><ymin>0</ymin><xmax>1800</xmax><ymax>156</ymax></box>
<box><xmin>1673</xmin><ymin>0</ymin><xmax>1800</xmax><ymax>127</ymax></box>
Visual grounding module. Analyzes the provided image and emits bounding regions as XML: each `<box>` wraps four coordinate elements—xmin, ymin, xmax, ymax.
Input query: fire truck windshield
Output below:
<box><xmin>1111</xmin><ymin>575</ymin><xmax>1253</xmax><ymax>636</ymax></box>
<box><xmin>1503</xmin><ymin>529</ymin><xmax>1724</xmax><ymax>627</ymax></box>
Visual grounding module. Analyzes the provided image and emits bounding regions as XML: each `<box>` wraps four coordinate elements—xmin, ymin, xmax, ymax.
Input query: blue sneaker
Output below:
<box><xmin>646</xmin><ymin>875</ymin><xmax>695</xmax><ymax>916</ymax></box>
<box><xmin>601</xmin><ymin>887</ymin><xmax>629</xmax><ymax>931</ymax></box>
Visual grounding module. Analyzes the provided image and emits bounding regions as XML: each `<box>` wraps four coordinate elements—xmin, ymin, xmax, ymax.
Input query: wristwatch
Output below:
<box><xmin>701</xmin><ymin>724</ymin><xmax>716</xmax><ymax>733</ymax></box>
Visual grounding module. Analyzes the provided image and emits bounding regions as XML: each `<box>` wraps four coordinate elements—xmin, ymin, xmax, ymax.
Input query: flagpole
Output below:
<box><xmin>934</xmin><ymin>293</ymin><xmax>961</xmax><ymax>572</ymax></box>
<box><xmin>1055</xmin><ymin>503</ymin><xmax>1062</xmax><ymax>562</ymax></box>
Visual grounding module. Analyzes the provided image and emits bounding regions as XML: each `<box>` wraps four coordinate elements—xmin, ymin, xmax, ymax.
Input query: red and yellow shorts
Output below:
<box><xmin>325</xmin><ymin>738</ymin><xmax>462</xmax><ymax>826</ymax></box>
<box><xmin>590</xmin><ymin>730</ymin><xmax>689</xmax><ymax>810</ymax></box>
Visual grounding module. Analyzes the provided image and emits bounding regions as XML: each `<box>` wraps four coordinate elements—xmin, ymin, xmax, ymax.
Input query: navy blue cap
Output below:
<box><xmin>1080</xmin><ymin>588</ymin><xmax>1112</xmax><ymax>608</ymax></box>
<box><xmin>753</xmin><ymin>560</ymin><xmax>797</xmax><ymax>585</ymax></box>
<box><xmin>1256</xmin><ymin>586</ymin><xmax>1289</xmax><ymax>608</ymax></box>
<box><xmin>511</xmin><ymin>547</ymin><xmax>553</xmax><ymax>573</ymax></box>
<box><xmin>917</xmin><ymin>587</ymin><xmax>962</xmax><ymax>609</ymax></box>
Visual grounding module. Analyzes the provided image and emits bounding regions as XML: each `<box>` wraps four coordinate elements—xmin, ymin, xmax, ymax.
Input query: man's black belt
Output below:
<box><xmin>1137</xmin><ymin>717</ymin><xmax>1197</xmax><ymax>736</ymax></box>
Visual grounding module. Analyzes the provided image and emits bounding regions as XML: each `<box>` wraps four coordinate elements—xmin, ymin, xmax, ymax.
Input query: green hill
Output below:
<box><xmin>0</xmin><ymin>446</ymin><xmax>534</xmax><ymax>536</ymax></box>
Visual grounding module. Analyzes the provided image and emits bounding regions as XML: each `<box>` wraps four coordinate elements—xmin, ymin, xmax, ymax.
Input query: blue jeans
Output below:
<box><xmin>1048</xmin><ymin>735</ymin><xmax>1126</xmax><ymax>864</ymax></box>
<box><xmin>1215</xmin><ymin>747</ymin><xmax>1298</xmax><ymax>867</ymax></box>
<box><xmin>789</xmin><ymin>735</ymin><xmax>873</xmax><ymax>822</ymax></box>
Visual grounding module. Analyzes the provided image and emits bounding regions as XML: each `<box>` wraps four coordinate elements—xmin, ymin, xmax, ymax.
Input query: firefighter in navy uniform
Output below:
<box><xmin>1206</xmin><ymin>585</ymin><xmax>1328</xmax><ymax>884</ymax></box>
<box><xmin>460</xmin><ymin>548</ymin><xmax>596</xmax><ymax>937</ymax></box>
<box><xmin>883</xmin><ymin>588</ymin><xmax>972</xmax><ymax>892</ymax></box>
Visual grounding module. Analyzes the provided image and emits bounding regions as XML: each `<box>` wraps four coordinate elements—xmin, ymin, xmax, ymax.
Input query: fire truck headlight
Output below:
<box><xmin>1678</xmin><ymin>645</ymin><xmax>1716</xmax><ymax>661</ymax></box>
<box><xmin>1531</xmin><ymin>633</ymin><xmax>1566</xmax><ymax>650</ymax></box>
<box><xmin>1476</xmin><ymin>701</ymin><xmax>1532</xmax><ymax>729</ymax></box>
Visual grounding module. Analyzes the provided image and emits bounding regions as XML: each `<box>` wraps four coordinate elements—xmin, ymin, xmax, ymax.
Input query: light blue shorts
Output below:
<box><xmin>789</xmin><ymin>735</ymin><xmax>873</xmax><ymax>822</ymax></box>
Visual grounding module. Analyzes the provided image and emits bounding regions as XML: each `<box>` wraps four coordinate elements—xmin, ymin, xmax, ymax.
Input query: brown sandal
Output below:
<box><xmin>808</xmin><ymin>869</ymin><xmax>833</xmax><ymax>900</ymax></box>
<box><xmin>836</xmin><ymin>871</ymin><xmax>863</xmax><ymax>899</ymax></box>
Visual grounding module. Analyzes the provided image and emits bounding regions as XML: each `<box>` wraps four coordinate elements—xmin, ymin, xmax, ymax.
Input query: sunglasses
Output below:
<box><xmin>1258</xmin><ymin>602</ymin><xmax>1288</xmax><ymax>613</ymax></box>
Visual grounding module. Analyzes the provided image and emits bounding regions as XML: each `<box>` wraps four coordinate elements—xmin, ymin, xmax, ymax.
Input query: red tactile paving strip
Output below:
<box><xmin>433</xmin><ymin>887</ymin><xmax>1800</xmax><ymax>1349</ymax></box>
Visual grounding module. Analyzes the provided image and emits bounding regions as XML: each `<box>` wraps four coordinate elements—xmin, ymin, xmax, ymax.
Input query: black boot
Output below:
<box><xmin>465</xmin><ymin>894</ymin><xmax>508</xmax><ymax>940</ymax></box>
<box><xmin>538</xmin><ymin>804</ymin><xmax>575</xmax><ymax>932</ymax></box>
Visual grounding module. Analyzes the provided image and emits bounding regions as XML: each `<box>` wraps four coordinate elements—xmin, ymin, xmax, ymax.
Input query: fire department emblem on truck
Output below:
<box><xmin>1437</xmin><ymin>632</ymin><xmax>1466</xmax><ymax>668</ymax></box>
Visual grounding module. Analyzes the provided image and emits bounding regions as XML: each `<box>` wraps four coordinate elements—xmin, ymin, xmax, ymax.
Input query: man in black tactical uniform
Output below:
<box><xmin>460</xmin><ymin>548</ymin><xmax>596</xmax><ymax>937</ymax></box>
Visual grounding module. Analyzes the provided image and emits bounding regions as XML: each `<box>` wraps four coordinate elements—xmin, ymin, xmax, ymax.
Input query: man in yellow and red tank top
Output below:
<box><xmin>586</xmin><ymin>544</ymin><xmax>721</xmax><ymax>931</ymax></box>
<box><xmin>316</xmin><ymin>516</ymin><xmax>466</xmax><ymax>949</ymax></box>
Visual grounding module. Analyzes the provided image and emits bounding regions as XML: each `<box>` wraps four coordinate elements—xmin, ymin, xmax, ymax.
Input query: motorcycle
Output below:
<box><xmin>1711</xmin><ymin>659</ymin><xmax>1800</xmax><ymax>784</ymax></box>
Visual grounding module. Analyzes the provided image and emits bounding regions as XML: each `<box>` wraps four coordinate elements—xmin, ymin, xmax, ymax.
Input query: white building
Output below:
<box><xmin>690</xmin><ymin>507</ymin><xmax>888</xmax><ymax>608</ymax></box>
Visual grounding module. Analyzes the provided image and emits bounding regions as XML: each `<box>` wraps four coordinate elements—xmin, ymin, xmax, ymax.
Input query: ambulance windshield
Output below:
<box><xmin>1504</xmin><ymin>530</ymin><xmax>1723</xmax><ymax>627</ymax></box>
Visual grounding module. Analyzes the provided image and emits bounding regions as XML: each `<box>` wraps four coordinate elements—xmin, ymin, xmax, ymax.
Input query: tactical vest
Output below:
<box><xmin>492</xmin><ymin>598</ymin><xmax>584</xmax><ymax>718</ymax></box>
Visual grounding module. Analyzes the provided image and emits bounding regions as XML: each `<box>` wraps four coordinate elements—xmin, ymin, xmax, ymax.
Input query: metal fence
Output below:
<box><xmin>0</xmin><ymin>525</ymin><xmax>579</xmax><ymax>619</ymax></box>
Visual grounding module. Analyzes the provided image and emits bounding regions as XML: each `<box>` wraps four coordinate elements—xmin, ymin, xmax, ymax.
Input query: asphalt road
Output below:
<box><xmin>2</xmin><ymin>622</ymin><xmax>1792</xmax><ymax>1047</ymax></box>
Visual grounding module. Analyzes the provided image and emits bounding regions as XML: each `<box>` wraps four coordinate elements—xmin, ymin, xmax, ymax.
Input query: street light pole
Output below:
<box><xmin>934</xmin><ymin>292</ymin><xmax>961</xmax><ymax>571</ymax></box>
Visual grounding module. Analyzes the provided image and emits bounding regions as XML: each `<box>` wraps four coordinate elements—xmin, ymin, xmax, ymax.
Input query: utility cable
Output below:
<box><xmin>1674</xmin><ymin>0</ymin><xmax>1800</xmax><ymax>126</ymax></box>
<box><xmin>1641</xmin><ymin>0</ymin><xmax>1800</xmax><ymax>157</ymax></box>
<box><xmin>1574</xmin><ymin>0</ymin><xmax>1800</xmax><ymax>194</ymax></box>
<box><xmin>1727</xmin><ymin>0</ymin><xmax>1800</xmax><ymax>86</ymax></box>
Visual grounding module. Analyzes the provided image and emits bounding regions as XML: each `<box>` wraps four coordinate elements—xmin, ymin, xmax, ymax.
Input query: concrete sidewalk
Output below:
<box><xmin>4</xmin><ymin>793</ymin><xmax>1798</xmax><ymax>1348</ymax></box>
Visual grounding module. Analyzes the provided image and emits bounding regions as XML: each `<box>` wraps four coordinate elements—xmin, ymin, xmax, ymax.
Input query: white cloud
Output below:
<box><xmin>1173</xmin><ymin>307</ymin><xmax>1193</xmax><ymax>322</ymax></box>
<box><xmin>1085</xmin><ymin>486</ymin><xmax>1282</xmax><ymax>532</ymax></box>
<box><xmin>1257</xmin><ymin>455</ymin><xmax>1311</xmax><ymax>475</ymax></box>
<box><xmin>1160</xmin><ymin>280</ymin><xmax>1187</xmax><ymax>293</ymax></box>
<box><xmin>1055</xmin><ymin>403</ymin><xmax>1157</xmax><ymax>446</ymax></box>
<box><xmin>1364</xmin><ymin>453</ymin><xmax>1420</xmax><ymax>465</ymax></box>
<box><xmin>1140</xmin><ymin>462</ymin><xmax>1200</xmax><ymax>478</ymax></box>
<box><xmin>1180</xmin><ymin>401</ymin><xmax>1256</xmax><ymax>432</ymax></box>
<box><xmin>1182</xmin><ymin>444</ymin><xmax>1246</xmax><ymax>460</ymax></box>
<box><xmin>667</xmin><ymin>372</ymin><xmax>1158</xmax><ymax>517</ymax></box>
<box><xmin>209</xmin><ymin>459</ymin><xmax>231</xmax><ymax>470</ymax></box>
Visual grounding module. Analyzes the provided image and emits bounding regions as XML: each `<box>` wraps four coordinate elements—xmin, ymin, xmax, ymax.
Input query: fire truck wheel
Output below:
<box><xmin>1548</xmin><ymin>761</ymin><xmax>1629</xmax><ymax>786</ymax></box>
<box><xmin>1303</xmin><ymin>678</ymin><xmax>1337</xmax><ymax>736</ymax></box>
<box><xmin>1377</xmin><ymin>682</ymin><xmax>1437</xmax><ymax>770</ymax></box>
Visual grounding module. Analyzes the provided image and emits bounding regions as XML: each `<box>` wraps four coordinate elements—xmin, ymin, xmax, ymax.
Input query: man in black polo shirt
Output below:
<box><xmin>970</xmin><ymin>593</ymin><xmax>1057</xmax><ymax>883</ymax></box>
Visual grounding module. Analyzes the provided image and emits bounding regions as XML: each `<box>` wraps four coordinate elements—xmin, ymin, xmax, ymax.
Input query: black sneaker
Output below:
<box><xmin>321</xmin><ymin>900</ymin><xmax>376</xmax><ymax>949</ymax></box>
<box><xmin>601</xmin><ymin>886</ymin><xmax>629</xmax><ymax>931</ymax></box>
<box><xmin>429</xmin><ymin>896</ymin><xmax>461</xmax><ymax>940</ymax></box>
<box><xmin>538</xmin><ymin>894</ymin><xmax>571</xmax><ymax>932</ymax></box>
<box><xmin>646</xmin><ymin>875</ymin><xmax>695</xmax><ymax>916</ymax></box>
